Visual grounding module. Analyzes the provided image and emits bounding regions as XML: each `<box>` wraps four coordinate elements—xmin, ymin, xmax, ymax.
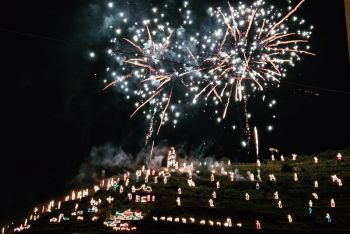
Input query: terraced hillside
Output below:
<box><xmin>2</xmin><ymin>149</ymin><xmax>350</xmax><ymax>234</ymax></box>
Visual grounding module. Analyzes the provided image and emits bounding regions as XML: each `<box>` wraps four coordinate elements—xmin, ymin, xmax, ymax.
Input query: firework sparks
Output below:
<box><xmin>254</xmin><ymin>126</ymin><xmax>259</xmax><ymax>158</ymax></box>
<box><xmin>102</xmin><ymin>2</ymin><xmax>199</xmax><ymax>142</ymax></box>
<box><xmin>99</xmin><ymin>0</ymin><xmax>313</xmax><ymax>142</ymax></box>
<box><xmin>193</xmin><ymin>0</ymin><xmax>314</xmax><ymax>119</ymax></box>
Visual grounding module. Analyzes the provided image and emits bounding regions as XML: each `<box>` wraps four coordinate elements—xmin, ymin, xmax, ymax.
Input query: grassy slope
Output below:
<box><xmin>9</xmin><ymin>148</ymin><xmax>350</xmax><ymax>233</ymax></box>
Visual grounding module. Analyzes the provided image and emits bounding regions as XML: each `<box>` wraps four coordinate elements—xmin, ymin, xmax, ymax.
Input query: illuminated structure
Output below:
<box><xmin>167</xmin><ymin>147</ymin><xmax>178</xmax><ymax>169</ymax></box>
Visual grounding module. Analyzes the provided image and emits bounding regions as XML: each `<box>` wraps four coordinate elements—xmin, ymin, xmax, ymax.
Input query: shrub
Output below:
<box><xmin>281</xmin><ymin>163</ymin><xmax>293</xmax><ymax>172</ymax></box>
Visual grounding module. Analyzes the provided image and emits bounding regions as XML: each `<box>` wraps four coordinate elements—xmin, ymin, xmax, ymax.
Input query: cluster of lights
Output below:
<box><xmin>3</xmin><ymin>148</ymin><xmax>346</xmax><ymax>233</ymax></box>
<box><xmin>153</xmin><ymin>216</ymin><xmax>238</xmax><ymax>228</ymax></box>
<box><xmin>104</xmin><ymin>220</ymin><xmax>137</xmax><ymax>232</ymax></box>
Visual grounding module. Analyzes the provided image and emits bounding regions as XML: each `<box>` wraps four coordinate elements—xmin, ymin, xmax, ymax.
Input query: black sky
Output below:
<box><xmin>1</xmin><ymin>0</ymin><xmax>350</xmax><ymax>225</ymax></box>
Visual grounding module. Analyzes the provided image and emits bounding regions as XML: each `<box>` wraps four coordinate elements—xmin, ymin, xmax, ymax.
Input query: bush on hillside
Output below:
<box><xmin>281</xmin><ymin>162</ymin><xmax>293</xmax><ymax>172</ymax></box>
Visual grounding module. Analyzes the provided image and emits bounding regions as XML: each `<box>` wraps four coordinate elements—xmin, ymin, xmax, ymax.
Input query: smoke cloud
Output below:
<box><xmin>73</xmin><ymin>139</ymin><xmax>220</xmax><ymax>185</ymax></box>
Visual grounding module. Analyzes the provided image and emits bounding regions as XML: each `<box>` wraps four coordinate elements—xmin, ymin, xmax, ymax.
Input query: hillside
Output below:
<box><xmin>2</xmin><ymin>148</ymin><xmax>350</xmax><ymax>234</ymax></box>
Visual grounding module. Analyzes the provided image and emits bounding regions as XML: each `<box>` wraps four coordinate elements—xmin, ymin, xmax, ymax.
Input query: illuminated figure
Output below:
<box><xmin>176</xmin><ymin>197</ymin><xmax>181</xmax><ymax>206</ymax></box>
<box><xmin>106</xmin><ymin>196</ymin><xmax>114</xmax><ymax>204</ymax></box>
<box><xmin>331</xmin><ymin>175</ymin><xmax>338</xmax><ymax>182</ymax></box>
<box><xmin>294</xmin><ymin>173</ymin><xmax>298</xmax><ymax>182</ymax></box>
<box><xmin>326</xmin><ymin>213</ymin><xmax>332</xmax><ymax>223</ymax></box>
<box><xmin>330</xmin><ymin>199</ymin><xmax>335</xmax><ymax>208</ymax></box>
<box><xmin>314</xmin><ymin>180</ymin><xmax>318</xmax><ymax>188</ymax></box>
<box><xmin>271</xmin><ymin>154</ymin><xmax>275</xmax><ymax>161</ymax></box>
<box><xmin>269</xmin><ymin>148</ymin><xmax>278</xmax><ymax>161</ymax></box>
<box><xmin>309</xmin><ymin>207</ymin><xmax>313</xmax><ymax>215</ymax></box>
<box><xmin>309</xmin><ymin>200</ymin><xmax>313</xmax><ymax>207</ymax></box>
<box><xmin>248</xmin><ymin>172</ymin><xmax>255</xmax><ymax>181</ymax></box>
<box><xmin>230</xmin><ymin>172</ymin><xmax>234</xmax><ymax>181</ymax></box>
<box><xmin>210</xmin><ymin>173</ymin><xmax>215</xmax><ymax>182</ymax></box>
<box><xmin>287</xmin><ymin>214</ymin><xmax>293</xmax><ymax>223</ymax></box>
<box><xmin>220</xmin><ymin>167</ymin><xmax>226</xmax><ymax>175</ymax></box>
<box><xmin>225</xmin><ymin>218</ymin><xmax>232</xmax><ymax>227</ymax></box>
<box><xmin>256</xmin><ymin>220</ymin><xmax>261</xmax><ymax>230</ymax></box>
<box><xmin>336</xmin><ymin>153</ymin><xmax>342</xmax><ymax>161</ymax></box>
<box><xmin>278</xmin><ymin>200</ymin><xmax>283</xmax><ymax>208</ymax></box>
<box><xmin>209</xmin><ymin>199</ymin><xmax>214</xmax><ymax>207</ymax></box>
<box><xmin>188</xmin><ymin>179</ymin><xmax>195</xmax><ymax>187</ymax></box>
<box><xmin>257</xmin><ymin>169</ymin><xmax>261</xmax><ymax>178</ymax></box>
<box><xmin>269</xmin><ymin>174</ymin><xmax>276</xmax><ymax>182</ymax></box>
<box><xmin>338</xmin><ymin>179</ymin><xmax>343</xmax><ymax>187</ymax></box>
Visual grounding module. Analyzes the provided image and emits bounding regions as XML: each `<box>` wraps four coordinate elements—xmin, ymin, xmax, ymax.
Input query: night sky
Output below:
<box><xmin>1</xmin><ymin>0</ymin><xmax>350</xmax><ymax>225</ymax></box>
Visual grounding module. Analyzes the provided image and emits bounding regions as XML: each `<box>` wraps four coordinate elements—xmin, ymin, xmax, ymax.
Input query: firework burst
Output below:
<box><xmin>192</xmin><ymin>0</ymin><xmax>314</xmax><ymax>119</ymax></box>
<box><xmin>99</xmin><ymin>0</ymin><xmax>314</xmax><ymax>142</ymax></box>
<box><xmin>102</xmin><ymin>2</ymin><xmax>198</xmax><ymax>143</ymax></box>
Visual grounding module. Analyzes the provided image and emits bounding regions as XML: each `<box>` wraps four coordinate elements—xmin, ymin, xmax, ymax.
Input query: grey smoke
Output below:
<box><xmin>74</xmin><ymin>140</ymin><xmax>170</xmax><ymax>184</ymax></box>
<box><xmin>74</xmin><ymin>139</ymin><xmax>218</xmax><ymax>185</ymax></box>
<box><xmin>103</xmin><ymin>15</ymin><xmax>116</xmax><ymax>31</ymax></box>
<box><xmin>74</xmin><ymin>143</ymin><xmax>133</xmax><ymax>184</ymax></box>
